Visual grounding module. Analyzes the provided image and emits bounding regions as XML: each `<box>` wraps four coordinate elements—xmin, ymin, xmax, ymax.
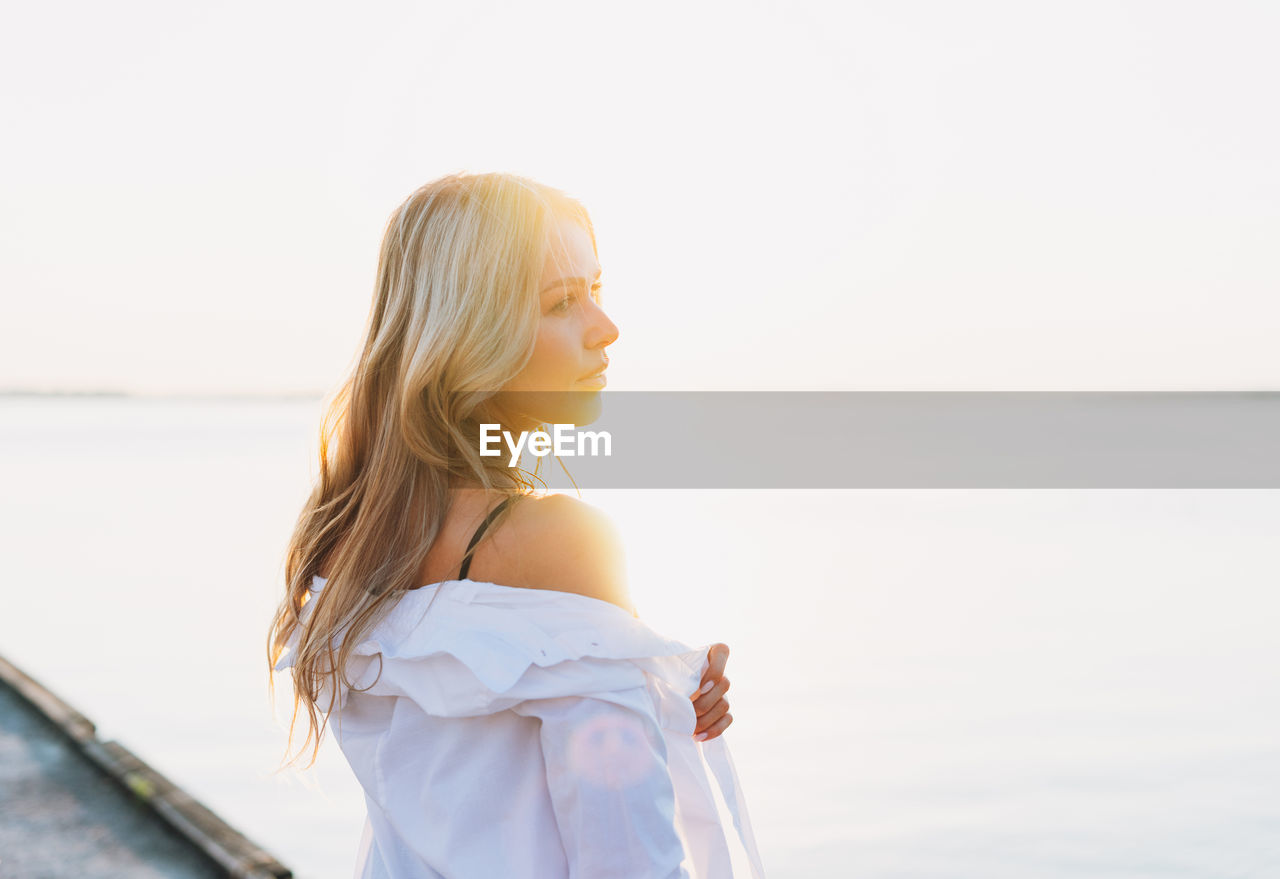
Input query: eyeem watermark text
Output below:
<box><xmin>480</xmin><ymin>423</ymin><xmax>613</xmax><ymax>467</ymax></box>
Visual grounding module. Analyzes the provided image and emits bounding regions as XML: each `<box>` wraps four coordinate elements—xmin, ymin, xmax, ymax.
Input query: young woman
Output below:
<box><xmin>268</xmin><ymin>172</ymin><xmax>765</xmax><ymax>878</ymax></box>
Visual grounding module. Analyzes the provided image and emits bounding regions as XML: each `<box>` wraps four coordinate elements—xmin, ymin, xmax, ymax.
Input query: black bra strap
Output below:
<box><xmin>458</xmin><ymin>495</ymin><xmax>519</xmax><ymax>581</ymax></box>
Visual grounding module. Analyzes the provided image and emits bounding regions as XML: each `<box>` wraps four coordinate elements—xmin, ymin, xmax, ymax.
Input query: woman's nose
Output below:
<box><xmin>591</xmin><ymin>303</ymin><xmax>619</xmax><ymax>348</ymax></box>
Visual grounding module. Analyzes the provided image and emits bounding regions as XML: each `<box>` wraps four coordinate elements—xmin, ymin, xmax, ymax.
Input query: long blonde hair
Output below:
<box><xmin>268</xmin><ymin>171</ymin><xmax>597</xmax><ymax>768</ymax></box>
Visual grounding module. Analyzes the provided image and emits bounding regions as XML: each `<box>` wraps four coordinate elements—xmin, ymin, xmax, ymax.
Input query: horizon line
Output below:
<box><xmin>0</xmin><ymin>388</ymin><xmax>326</xmax><ymax>400</ymax></box>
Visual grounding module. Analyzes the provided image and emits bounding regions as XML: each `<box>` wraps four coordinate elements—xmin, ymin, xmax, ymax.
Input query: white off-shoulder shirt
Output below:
<box><xmin>273</xmin><ymin>575</ymin><xmax>766</xmax><ymax>879</ymax></box>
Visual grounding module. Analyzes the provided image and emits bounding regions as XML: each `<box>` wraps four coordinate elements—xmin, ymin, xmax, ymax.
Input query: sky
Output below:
<box><xmin>1</xmin><ymin>0</ymin><xmax>1276</xmax><ymax>394</ymax></box>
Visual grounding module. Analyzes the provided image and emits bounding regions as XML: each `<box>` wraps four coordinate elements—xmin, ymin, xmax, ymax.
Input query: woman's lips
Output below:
<box><xmin>579</xmin><ymin>357</ymin><xmax>609</xmax><ymax>382</ymax></box>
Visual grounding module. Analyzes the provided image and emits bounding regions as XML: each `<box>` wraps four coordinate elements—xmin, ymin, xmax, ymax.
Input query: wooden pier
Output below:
<box><xmin>0</xmin><ymin>652</ymin><xmax>292</xmax><ymax>878</ymax></box>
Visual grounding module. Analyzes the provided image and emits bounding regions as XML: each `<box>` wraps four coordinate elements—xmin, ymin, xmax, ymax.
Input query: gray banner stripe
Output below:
<box><xmin>480</xmin><ymin>392</ymin><xmax>1280</xmax><ymax>488</ymax></box>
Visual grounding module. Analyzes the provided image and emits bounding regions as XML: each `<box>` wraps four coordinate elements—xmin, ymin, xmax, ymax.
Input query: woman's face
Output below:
<box><xmin>492</xmin><ymin>214</ymin><xmax>618</xmax><ymax>428</ymax></box>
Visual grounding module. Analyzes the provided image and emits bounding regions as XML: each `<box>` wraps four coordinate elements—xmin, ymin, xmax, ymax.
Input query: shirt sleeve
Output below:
<box><xmin>511</xmin><ymin>686</ymin><xmax>691</xmax><ymax>879</ymax></box>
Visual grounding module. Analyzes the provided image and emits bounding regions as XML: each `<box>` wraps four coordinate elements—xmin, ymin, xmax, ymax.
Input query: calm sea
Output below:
<box><xmin>1</xmin><ymin>396</ymin><xmax>1276</xmax><ymax>878</ymax></box>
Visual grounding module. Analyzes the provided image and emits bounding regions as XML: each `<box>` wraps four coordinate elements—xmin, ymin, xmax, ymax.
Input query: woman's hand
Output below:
<box><xmin>690</xmin><ymin>643</ymin><xmax>732</xmax><ymax>742</ymax></box>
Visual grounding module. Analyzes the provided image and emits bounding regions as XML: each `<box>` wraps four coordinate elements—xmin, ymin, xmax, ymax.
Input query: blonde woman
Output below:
<box><xmin>268</xmin><ymin>172</ymin><xmax>764</xmax><ymax>878</ymax></box>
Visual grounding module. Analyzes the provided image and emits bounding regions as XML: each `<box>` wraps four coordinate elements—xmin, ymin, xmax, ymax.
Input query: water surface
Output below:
<box><xmin>1</xmin><ymin>397</ymin><xmax>1276</xmax><ymax>878</ymax></box>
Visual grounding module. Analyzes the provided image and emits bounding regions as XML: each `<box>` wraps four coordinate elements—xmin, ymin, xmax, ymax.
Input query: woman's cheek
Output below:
<box><xmin>541</xmin><ymin>324</ymin><xmax>575</xmax><ymax>379</ymax></box>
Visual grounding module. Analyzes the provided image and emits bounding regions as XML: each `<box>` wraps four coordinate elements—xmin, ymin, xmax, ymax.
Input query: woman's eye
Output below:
<box><xmin>550</xmin><ymin>284</ymin><xmax>603</xmax><ymax>314</ymax></box>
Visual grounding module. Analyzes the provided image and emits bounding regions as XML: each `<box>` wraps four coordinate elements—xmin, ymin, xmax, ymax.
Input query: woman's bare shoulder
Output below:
<box><xmin>500</xmin><ymin>493</ymin><xmax>635</xmax><ymax>615</ymax></box>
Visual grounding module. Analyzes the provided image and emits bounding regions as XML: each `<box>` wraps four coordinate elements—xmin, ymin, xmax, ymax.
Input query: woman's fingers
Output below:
<box><xmin>693</xmin><ymin>696</ymin><xmax>730</xmax><ymax>735</ymax></box>
<box><xmin>705</xmin><ymin>643</ymin><xmax>730</xmax><ymax>682</ymax></box>
<box><xmin>690</xmin><ymin>643</ymin><xmax>730</xmax><ymax>700</ymax></box>
<box><xmin>689</xmin><ymin>644</ymin><xmax>733</xmax><ymax>741</ymax></box>
<box><xmin>691</xmin><ymin>675</ymin><xmax>730</xmax><ymax>715</ymax></box>
<box><xmin>695</xmin><ymin>711</ymin><xmax>733</xmax><ymax>742</ymax></box>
